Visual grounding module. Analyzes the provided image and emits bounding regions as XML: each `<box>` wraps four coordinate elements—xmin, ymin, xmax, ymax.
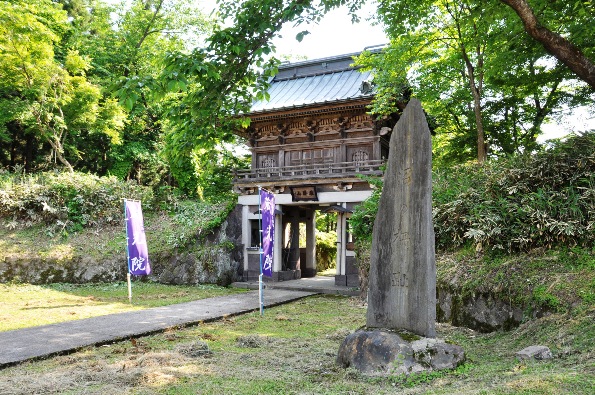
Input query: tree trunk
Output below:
<box><xmin>460</xmin><ymin>47</ymin><xmax>487</xmax><ymax>163</ymax></box>
<box><xmin>24</xmin><ymin>131</ymin><xmax>35</xmax><ymax>172</ymax></box>
<box><xmin>450</xmin><ymin>3</ymin><xmax>488</xmax><ymax>164</ymax></box>
<box><xmin>46</xmin><ymin>137</ymin><xmax>74</xmax><ymax>173</ymax></box>
<box><xmin>500</xmin><ymin>0</ymin><xmax>595</xmax><ymax>89</ymax></box>
<box><xmin>469</xmin><ymin>78</ymin><xmax>487</xmax><ymax>163</ymax></box>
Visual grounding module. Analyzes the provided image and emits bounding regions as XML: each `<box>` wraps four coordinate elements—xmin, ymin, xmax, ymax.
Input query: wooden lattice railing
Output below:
<box><xmin>233</xmin><ymin>160</ymin><xmax>385</xmax><ymax>183</ymax></box>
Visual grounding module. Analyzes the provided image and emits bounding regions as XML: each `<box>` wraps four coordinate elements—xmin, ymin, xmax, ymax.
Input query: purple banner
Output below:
<box><xmin>260</xmin><ymin>189</ymin><xmax>275</xmax><ymax>277</ymax></box>
<box><xmin>125</xmin><ymin>200</ymin><xmax>151</xmax><ymax>276</ymax></box>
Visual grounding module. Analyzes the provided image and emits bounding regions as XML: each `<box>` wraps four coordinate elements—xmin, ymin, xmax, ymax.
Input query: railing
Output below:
<box><xmin>233</xmin><ymin>160</ymin><xmax>385</xmax><ymax>182</ymax></box>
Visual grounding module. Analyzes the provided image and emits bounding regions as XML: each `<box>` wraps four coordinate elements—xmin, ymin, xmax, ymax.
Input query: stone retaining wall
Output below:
<box><xmin>0</xmin><ymin>205</ymin><xmax>244</xmax><ymax>286</ymax></box>
<box><xmin>151</xmin><ymin>205</ymin><xmax>244</xmax><ymax>286</ymax></box>
<box><xmin>436</xmin><ymin>284</ymin><xmax>525</xmax><ymax>332</ymax></box>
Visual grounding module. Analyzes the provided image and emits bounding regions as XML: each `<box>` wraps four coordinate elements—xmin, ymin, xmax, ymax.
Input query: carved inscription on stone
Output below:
<box><xmin>391</xmin><ymin>272</ymin><xmax>409</xmax><ymax>287</ymax></box>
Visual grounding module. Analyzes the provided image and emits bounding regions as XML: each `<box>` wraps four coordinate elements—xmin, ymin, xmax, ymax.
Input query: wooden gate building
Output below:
<box><xmin>233</xmin><ymin>52</ymin><xmax>398</xmax><ymax>287</ymax></box>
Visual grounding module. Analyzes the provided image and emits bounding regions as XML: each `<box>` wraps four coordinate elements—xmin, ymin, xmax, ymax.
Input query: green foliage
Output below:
<box><xmin>162</xmin><ymin>131</ymin><xmax>250</xmax><ymax>199</ymax></box>
<box><xmin>166</xmin><ymin>147</ymin><xmax>200</xmax><ymax>197</ymax></box>
<box><xmin>96</xmin><ymin>0</ymin><xmax>215</xmax><ymax>190</ymax></box>
<box><xmin>0</xmin><ymin>170</ymin><xmax>153</xmax><ymax>233</ymax></box>
<box><xmin>194</xmin><ymin>144</ymin><xmax>250</xmax><ymax>202</ymax></box>
<box><xmin>433</xmin><ymin>132</ymin><xmax>595</xmax><ymax>252</ymax></box>
<box><xmin>350</xmin><ymin>176</ymin><xmax>382</xmax><ymax>242</ymax></box>
<box><xmin>164</xmin><ymin>198</ymin><xmax>237</xmax><ymax>248</ymax></box>
<box><xmin>315</xmin><ymin>230</ymin><xmax>337</xmax><ymax>271</ymax></box>
<box><xmin>532</xmin><ymin>285</ymin><xmax>561</xmax><ymax>312</ymax></box>
<box><xmin>107</xmin><ymin>136</ymin><xmax>169</xmax><ymax>188</ymax></box>
<box><xmin>351</xmin><ymin>132</ymin><xmax>595</xmax><ymax>254</ymax></box>
<box><xmin>0</xmin><ymin>0</ymin><xmax>127</xmax><ymax>172</ymax></box>
<box><xmin>316</xmin><ymin>211</ymin><xmax>337</xmax><ymax>232</ymax></box>
<box><xmin>0</xmin><ymin>0</ymin><xmax>220</xmax><ymax>193</ymax></box>
<box><xmin>558</xmin><ymin>246</ymin><xmax>595</xmax><ymax>270</ymax></box>
<box><xmin>358</xmin><ymin>0</ymin><xmax>594</xmax><ymax>164</ymax></box>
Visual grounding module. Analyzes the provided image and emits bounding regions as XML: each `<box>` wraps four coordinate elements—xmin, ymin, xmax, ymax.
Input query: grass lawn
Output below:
<box><xmin>0</xmin><ymin>295</ymin><xmax>593</xmax><ymax>394</ymax></box>
<box><xmin>0</xmin><ymin>282</ymin><xmax>247</xmax><ymax>332</ymax></box>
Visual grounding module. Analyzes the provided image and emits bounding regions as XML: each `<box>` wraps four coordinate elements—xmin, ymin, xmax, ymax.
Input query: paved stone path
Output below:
<box><xmin>0</xmin><ymin>289</ymin><xmax>314</xmax><ymax>368</ymax></box>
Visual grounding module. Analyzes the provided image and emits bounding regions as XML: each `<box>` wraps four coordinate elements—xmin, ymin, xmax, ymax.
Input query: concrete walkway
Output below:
<box><xmin>232</xmin><ymin>275</ymin><xmax>360</xmax><ymax>297</ymax></box>
<box><xmin>0</xmin><ymin>289</ymin><xmax>314</xmax><ymax>368</ymax></box>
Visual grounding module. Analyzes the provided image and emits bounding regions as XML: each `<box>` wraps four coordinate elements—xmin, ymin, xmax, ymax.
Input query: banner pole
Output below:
<box><xmin>127</xmin><ymin>273</ymin><xmax>132</xmax><ymax>303</ymax></box>
<box><xmin>259</xmin><ymin>274</ymin><xmax>264</xmax><ymax>316</ymax></box>
<box><xmin>258</xmin><ymin>187</ymin><xmax>264</xmax><ymax>316</ymax></box>
<box><xmin>124</xmin><ymin>199</ymin><xmax>131</xmax><ymax>303</ymax></box>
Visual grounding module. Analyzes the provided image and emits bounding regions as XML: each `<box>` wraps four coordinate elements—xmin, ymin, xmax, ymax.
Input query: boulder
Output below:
<box><xmin>437</xmin><ymin>288</ymin><xmax>525</xmax><ymax>332</ymax></box>
<box><xmin>411</xmin><ymin>338</ymin><xmax>467</xmax><ymax>371</ymax></box>
<box><xmin>337</xmin><ymin>330</ymin><xmax>465</xmax><ymax>375</ymax></box>
<box><xmin>516</xmin><ymin>345</ymin><xmax>553</xmax><ymax>361</ymax></box>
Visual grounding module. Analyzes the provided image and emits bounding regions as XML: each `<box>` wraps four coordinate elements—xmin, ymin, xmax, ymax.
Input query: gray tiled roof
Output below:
<box><xmin>249</xmin><ymin>53</ymin><xmax>374</xmax><ymax>114</ymax></box>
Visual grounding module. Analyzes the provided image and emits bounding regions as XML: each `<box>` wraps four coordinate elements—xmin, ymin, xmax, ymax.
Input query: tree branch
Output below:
<box><xmin>499</xmin><ymin>0</ymin><xmax>595</xmax><ymax>89</ymax></box>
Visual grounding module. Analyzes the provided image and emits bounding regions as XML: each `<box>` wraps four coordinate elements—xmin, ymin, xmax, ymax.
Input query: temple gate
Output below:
<box><xmin>233</xmin><ymin>51</ymin><xmax>399</xmax><ymax>286</ymax></box>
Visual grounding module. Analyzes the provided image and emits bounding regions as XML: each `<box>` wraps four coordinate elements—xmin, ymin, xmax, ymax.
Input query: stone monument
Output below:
<box><xmin>337</xmin><ymin>99</ymin><xmax>464</xmax><ymax>375</ymax></box>
<box><xmin>366</xmin><ymin>98</ymin><xmax>436</xmax><ymax>338</ymax></box>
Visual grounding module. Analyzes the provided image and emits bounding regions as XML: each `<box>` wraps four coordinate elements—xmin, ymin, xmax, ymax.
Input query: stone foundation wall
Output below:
<box><xmin>0</xmin><ymin>255</ymin><xmax>126</xmax><ymax>284</ymax></box>
<box><xmin>436</xmin><ymin>284</ymin><xmax>525</xmax><ymax>332</ymax></box>
<box><xmin>356</xmin><ymin>275</ymin><xmax>530</xmax><ymax>333</ymax></box>
<box><xmin>0</xmin><ymin>205</ymin><xmax>245</xmax><ymax>286</ymax></box>
<box><xmin>151</xmin><ymin>205</ymin><xmax>244</xmax><ymax>286</ymax></box>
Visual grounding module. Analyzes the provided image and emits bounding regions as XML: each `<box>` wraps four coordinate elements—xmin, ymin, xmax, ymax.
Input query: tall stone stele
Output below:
<box><xmin>366</xmin><ymin>98</ymin><xmax>436</xmax><ymax>338</ymax></box>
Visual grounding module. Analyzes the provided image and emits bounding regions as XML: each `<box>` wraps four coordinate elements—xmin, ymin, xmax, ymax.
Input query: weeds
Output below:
<box><xmin>0</xmin><ymin>295</ymin><xmax>592</xmax><ymax>394</ymax></box>
<box><xmin>532</xmin><ymin>285</ymin><xmax>562</xmax><ymax>312</ymax></box>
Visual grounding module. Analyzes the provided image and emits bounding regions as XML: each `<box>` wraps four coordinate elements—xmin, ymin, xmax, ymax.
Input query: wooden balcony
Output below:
<box><xmin>233</xmin><ymin>160</ymin><xmax>385</xmax><ymax>187</ymax></box>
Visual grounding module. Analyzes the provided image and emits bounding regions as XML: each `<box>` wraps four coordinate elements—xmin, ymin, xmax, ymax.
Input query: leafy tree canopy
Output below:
<box><xmin>160</xmin><ymin>0</ymin><xmax>365</xmax><ymax>150</ymax></box>
<box><xmin>0</xmin><ymin>0</ymin><xmax>125</xmax><ymax>172</ymax></box>
<box><xmin>2</xmin><ymin>0</ymin><xmax>593</xmax><ymax>197</ymax></box>
<box><xmin>161</xmin><ymin>0</ymin><xmax>593</xmax><ymax>165</ymax></box>
<box><xmin>357</xmin><ymin>0</ymin><xmax>594</xmax><ymax>164</ymax></box>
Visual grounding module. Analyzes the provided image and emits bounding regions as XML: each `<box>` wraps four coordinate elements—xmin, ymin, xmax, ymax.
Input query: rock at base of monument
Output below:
<box><xmin>336</xmin><ymin>330</ymin><xmax>465</xmax><ymax>375</ymax></box>
<box><xmin>515</xmin><ymin>345</ymin><xmax>553</xmax><ymax>361</ymax></box>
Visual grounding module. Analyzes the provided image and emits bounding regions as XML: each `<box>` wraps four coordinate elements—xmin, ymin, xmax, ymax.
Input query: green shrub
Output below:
<box><xmin>351</xmin><ymin>132</ymin><xmax>595</xmax><ymax>254</ymax></box>
<box><xmin>0</xmin><ymin>171</ymin><xmax>154</xmax><ymax>233</ymax></box>
<box><xmin>350</xmin><ymin>176</ymin><xmax>382</xmax><ymax>243</ymax></box>
<box><xmin>165</xmin><ymin>198</ymin><xmax>236</xmax><ymax>248</ymax></box>
<box><xmin>0</xmin><ymin>168</ymin><xmax>238</xmax><ymax>245</ymax></box>
<box><xmin>433</xmin><ymin>132</ymin><xmax>594</xmax><ymax>252</ymax></box>
<box><xmin>315</xmin><ymin>231</ymin><xmax>337</xmax><ymax>271</ymax></box>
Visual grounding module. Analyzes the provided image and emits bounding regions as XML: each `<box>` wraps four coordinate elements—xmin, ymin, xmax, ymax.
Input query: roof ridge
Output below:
<box><xmin>273</xmin><ymin>68</ymin><xmax>360</xmax><ymax>82</ymax></box>
<box><xmin>277</xmin><ymin>52</ymin><xmax>362</xmax><ymax>70</ymax></box>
